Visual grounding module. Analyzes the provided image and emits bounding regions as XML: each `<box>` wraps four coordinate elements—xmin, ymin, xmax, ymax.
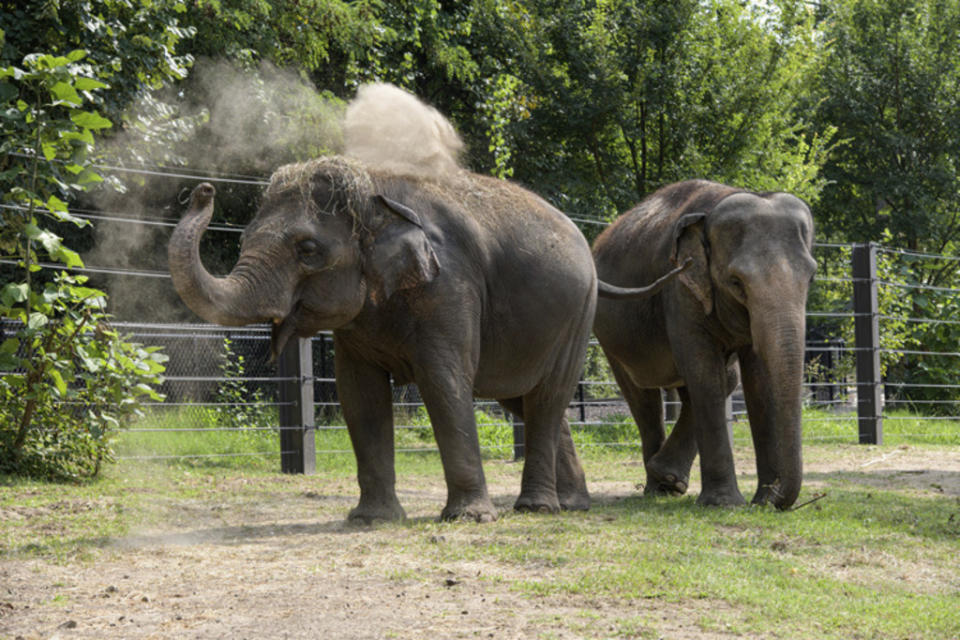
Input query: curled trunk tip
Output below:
<box><xmin>191</xmin><ymin>182</ymin><xmax>216</xmax><ymax>207</ymax></box>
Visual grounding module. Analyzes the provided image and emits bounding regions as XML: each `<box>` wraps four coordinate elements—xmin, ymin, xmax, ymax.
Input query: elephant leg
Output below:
<box><xmin>336</xmin><ymin>347</ymin><xmax>405</xmax><ymax>523</ymax></box>
<box><xmin>739</xmin><ymin>347</ymin><xmax>779</xmax><ymax>504</ymax></box>
<box><xmin>510</xmin><ymin>387</ymin><xmax>569</xmax><ymax>513</ymax></box>
<box><xmin>499</xmin><ymin>397</ymin><xmax>589</xmax><ymax>511</ymax></box>
<box><xmin>607</xmin><ymin>358</ymin><xmax>665</xmax><ymax>463</ymax></box>
<box><xmin>554</xmin><ymin>414</ymin><xmax>590</xmax><ymax>511</ymax></box>
<box><xmin>646</xmin><ymin>387</ymin><xmax>698</xmax><ymax>496</ymax></box>
<box><xmin>418</xmin><ymin>375</ymin><xmax>497</xmax><ymax>522</ymax></box>
<box><xmin>672</xmin><ymin>339</ymin><xmax>746</xmax><ymax>506</ymax></box>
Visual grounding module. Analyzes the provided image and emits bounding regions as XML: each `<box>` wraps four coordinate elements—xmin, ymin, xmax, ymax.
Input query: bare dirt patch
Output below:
<box><xmin>1</xmin><ymin>447</ymin><xmax>958</xmax><ymax>640</ymax></box>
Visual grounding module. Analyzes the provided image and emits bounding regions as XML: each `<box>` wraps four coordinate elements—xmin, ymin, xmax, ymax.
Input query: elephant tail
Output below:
<box><xmin>597</xmin><ymin>258</ymin><xmax>691</xmax><ymax>300</ymax></box>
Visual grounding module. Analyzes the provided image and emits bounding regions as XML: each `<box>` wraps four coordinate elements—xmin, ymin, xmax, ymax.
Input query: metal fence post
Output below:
<box><xmin>852</xmin><ymin>242</ymin><xmax>883</xmax><ymax>444</ymax></box>
<box><xmin>278</xmin><ymin>337</ymin><xmax>316</xmax><ymax>474</ymax></box>
<box><xmin>512</xmin><ymin>414</ymin><xmax>524</xmax><ymax>460</ymax></box>
<box><xmin>663</xmin><ymin>388</ymin><xmax>680</xmax><ymax>422</ymax></box>
<box><xmin>725</xmin><ymin>393</ymin><xmax>734</xmax><ymax>449</ymax></box>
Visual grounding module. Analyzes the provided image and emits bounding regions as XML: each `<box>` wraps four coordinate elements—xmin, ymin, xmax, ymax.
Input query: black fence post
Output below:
<box><xmin>577</xmin><ymin>382</ymin><xmax>586</xmax><ymax>424</ymax></box>
<box><xmin>663</xmin><ymin>388</ymin><xmax>680</xmax><ymax>422</ymax></box>
<box><xmin>852</xmin><ymin>242</ymin><xmax>883</xmax><ymax>444</ymax></box>
<box><xmin>278</xmin><ymin>337</ymin><xmax>316</xmax><ymax>473</ymax></box>
<box><xmin>512</xmin><ymin>414</ymin><xmax>524</xmax><ymax>461</ymax></box>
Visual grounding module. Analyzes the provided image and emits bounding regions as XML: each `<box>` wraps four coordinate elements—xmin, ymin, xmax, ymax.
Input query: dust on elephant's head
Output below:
<box><xmin>167</xmin><ymin>157</ymin><xmax>442</xmax><ymax>357</ymax></box>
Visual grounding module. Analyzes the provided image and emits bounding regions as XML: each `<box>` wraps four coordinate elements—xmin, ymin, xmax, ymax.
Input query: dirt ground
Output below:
<box><xmin>1</xmin><ymin>445</ymin><xmax>958</xmax><ymax>640</ymax></box>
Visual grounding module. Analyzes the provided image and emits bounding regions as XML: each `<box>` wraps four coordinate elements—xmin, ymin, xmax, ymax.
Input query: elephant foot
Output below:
<box><xmin>558</xmin><ymin>489</ymin><xmax>591</xmax><ymax>512</ymax></box>
<box><xmin>696</xmin><ymin>486</ymin><xmax>746</xmax><ymax>507</ymax></box>
<box><xmin>751</xmin><ymin>482</ymin><xmax>789</xmax><ymax>508</ymax></box>
<box><xmin>644</xmin><ymin>461</ymin><xmax>690</xmax><ymax>496</ymax></box>
<box><xmin>514</xmin><ymin>491</ymin><xmax>561</xmax><ymax>514</ymax></box>
<box><xmin>440</xmin><ymin>495</ymin><xmax>498</xmax><ymax>523</ymax></box>
<box><xmin>348</xmin><ymin>498</ymin><xmax>407</xmax><ymax>524</ymax></box>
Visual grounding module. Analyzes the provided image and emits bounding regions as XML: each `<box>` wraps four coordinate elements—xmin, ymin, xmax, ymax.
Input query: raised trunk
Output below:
<box><xmin>167</xmin><ymin>183</ymin><xmax>273</xmax><ymax>326</ymax></box>
<box><xmin>750</xmin><ymin>308</ymin><xmax>806</xmax><ymax>510</ymax></box>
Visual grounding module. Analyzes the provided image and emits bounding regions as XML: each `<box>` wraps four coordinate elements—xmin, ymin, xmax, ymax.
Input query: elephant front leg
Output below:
<box><xmin>418</xmin><ymin>378</ymin><xmax>497</xmax><ymax>522</ymax></box>
<box><xmin>336</xmin><ymin>350</ymin><xmax>406</xmax><ymax>524</ymax></box>
<box><xmin>739</xmin><ymin>347</ymin><xmax>783</xmax><ymax>505</ymax></box>
<box><xmin>674</xmin><ymin>342</ymin><xmax>746</xmax><ymax>506</ymax></box>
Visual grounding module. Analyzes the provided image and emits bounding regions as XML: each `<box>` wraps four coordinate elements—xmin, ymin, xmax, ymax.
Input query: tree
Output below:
<box><xmin>811</xmin><ymin>0</ymin><xmax>960</xmax><ymax>411</ymax></box>
<box><xmin>0</xmin><ymin>51</ymin><xmax>167</xmax><ymax>480</ymax></box>
<box><xmin>0</xmin><ymin>0</ymin><xmax>195</xmax><ymax>126</ymax></box>
<box><xmin>465</xmin><ymin>0</ymin><xmax>833</xmax><ymax>227</ymax></box>
<box><xmin>813</xmin><ymin>0</ymin><xmax>960</xmax><ymax>257</ymax></box>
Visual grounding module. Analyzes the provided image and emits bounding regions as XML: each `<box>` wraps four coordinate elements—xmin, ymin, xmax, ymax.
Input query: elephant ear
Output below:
<box><xmin>362</xmin><ymin>195</ymin><xmax>440</xmax><ymax>303</ymax></box>
<box><xmin>670</xmin><ymin>212</ymin><xmax>713</xmax><ymax>315</ymax></box>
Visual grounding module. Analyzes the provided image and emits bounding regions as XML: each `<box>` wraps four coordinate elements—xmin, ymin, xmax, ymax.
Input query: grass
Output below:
<box><xmin>115</xmin><ymin>404</ymin><xmax>959</xmax><ymax>473</ymax></box>
<box><xmin>4</xmin><ymin>408</ymin><xmax>959</xmax><ymax>638</ymax></box>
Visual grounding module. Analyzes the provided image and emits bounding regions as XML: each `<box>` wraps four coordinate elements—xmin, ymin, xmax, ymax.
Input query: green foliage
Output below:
<box><xmin>213</xmin><ymin>337</ymin><xmax>270</xmax><ymax>430</ymax></box>
<box><xmin>813</xmin><ymin>0</ymin><xmax>960</xmax><ymax>253</ymax></box>
<box><xmin>0</xmin><ymin>0</ymin><xmax>195</xmax><ymax>126</ymax></box>
<box><xmin>0</xmin><ymin>52</ymin><xmax>166</xmax><ymax>480</ymax></box>
<box><xmin>0</xmin><ymin>272</ymin><xmax>167</xmax><ymax>480</ymax></box>
<box><xmin>463</xmin><ymin>0</ymin><xmax>834</xmax><ymax>221</ymax></box>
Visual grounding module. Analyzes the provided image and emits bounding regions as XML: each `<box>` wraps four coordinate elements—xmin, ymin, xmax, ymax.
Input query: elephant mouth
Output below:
<box><xmin>270</xmin><ymin>302</ymin><xmax>302</xmax><ymax>360</ymax></box>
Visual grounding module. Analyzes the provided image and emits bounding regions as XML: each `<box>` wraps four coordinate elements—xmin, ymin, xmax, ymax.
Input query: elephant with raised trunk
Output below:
<box><xmin>168</xmin><ymin>158</ymin><xmax>685</xmax><ymax>523</ymax></box>
<box><xmin>592</xmin><ymin>179</ymin><xmax>816</xmax><ymax>509</ymax></box>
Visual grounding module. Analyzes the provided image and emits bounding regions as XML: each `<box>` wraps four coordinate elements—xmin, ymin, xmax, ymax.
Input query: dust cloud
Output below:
<box><xmin>86</xmin><ymin>68</ymin><xmax>463</xmax><ymax>321</ymax></box>
<box><xmin>87</xmin><ymin>59</ymin><xmax>347</xmax><ymax>320</ymax></box>
<box><xmin>343</xmin><ymin>82</ymin><xmax>464</xmax><ymax>178</ymax></box>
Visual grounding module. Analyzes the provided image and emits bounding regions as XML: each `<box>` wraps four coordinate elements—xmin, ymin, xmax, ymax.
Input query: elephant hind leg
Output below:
<box><xmin>500</xmin><ymin>394</ymin><xmax>589</xmax><ymax>513</ymax></box>
<box><xmin>607</xmin><ymin>359</ymin><xmax>666</xmax><ymax>463</ymax></box>
<box><xmin>646</xmin><ymin>387</ymin><xmax>698</xmax><ymax>496</ymax></box>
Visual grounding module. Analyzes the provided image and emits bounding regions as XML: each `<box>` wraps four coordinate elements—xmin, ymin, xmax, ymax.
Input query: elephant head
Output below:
<box><xmin>671</xmin><ymin>191</ymin><xmax>816</xmax><ymax>509</ymax></box>
<box><xmin>167</xmin><ymin>158</ymin><xmax>439</xmax><ymax>357</ymax></box>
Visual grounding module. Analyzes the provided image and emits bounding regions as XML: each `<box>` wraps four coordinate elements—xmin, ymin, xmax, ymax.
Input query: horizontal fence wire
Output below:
<box><xmin>3</xmin><ymin>158</ymin><xmax>957</xmax><ymax>463</ymax></box>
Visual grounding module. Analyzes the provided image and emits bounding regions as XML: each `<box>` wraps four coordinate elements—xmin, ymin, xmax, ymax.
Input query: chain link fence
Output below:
<box><xmin>3</xmin><ymin>164</ymin><xmax>958</xmax><ymax>467</ymax></box>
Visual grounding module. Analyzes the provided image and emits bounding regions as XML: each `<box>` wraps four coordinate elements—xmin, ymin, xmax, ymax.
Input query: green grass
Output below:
<box><xmin>2</xmin><ymin>426</ymin><xmax>959</xmax><ymax>638</ymax></box>
<box><xmin>111</xmin><ymin>405</ymin><xmax>958</xmax><ymax>477</ymax></box>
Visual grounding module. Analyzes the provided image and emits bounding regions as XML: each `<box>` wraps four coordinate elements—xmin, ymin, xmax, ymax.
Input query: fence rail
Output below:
<box><xmin>4</xmin><ymin>184</ymin><xmax>960</xmax><ymax>468</ymax></box>
<box><xmin>104</xmin><ymin>228</ymin><xmax>957</xmax><ymax>469</ymax></box>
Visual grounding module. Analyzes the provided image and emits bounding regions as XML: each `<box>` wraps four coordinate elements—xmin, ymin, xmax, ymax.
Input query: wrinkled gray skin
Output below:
<box><xmin>169</xmin><ymin>160</ymin><xmax>684</xmax><ymax>523</ymax></box>
<box><xmin>592</xmin><ymin>180</ymin><xmax>816</xmax><ymax>510</ymax></box>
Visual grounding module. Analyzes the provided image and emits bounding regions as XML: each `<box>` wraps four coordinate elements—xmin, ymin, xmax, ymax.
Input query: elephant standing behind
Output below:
<box><xmin>592</xmin><ymin>180</ymin><xmax>816</xmax><ymax>509</ymax></box>
<box><xmin>167</xmin><ymin>84</ymin><xmax>683</xmax><ymax>522</ymax></box>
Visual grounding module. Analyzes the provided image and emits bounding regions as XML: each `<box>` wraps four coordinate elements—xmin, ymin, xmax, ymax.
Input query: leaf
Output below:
<box><xmin>1</xmin><ymin>283</ymin><xmax>29</xmax><ymax>306</ymax></box>
<box><xmin>50</xmin><ymin>81</ymin><xmax>83</xmax><ymax>106</ymax></box>
<box><xmin>76</xmin><ymin>345</ymin><xmax>101</xmax><ymax>373</ymax></box>
<box><xmin>54</xmin><ymin>246</ymin><xmax>84</xmax><ymax>268</ymax></box>
<box><xmin>66</xmin><ymin>49</ymin><xmax>88</xmax><ymax>62</ymax></box>
<box><xmin>76</xmin><ymin>168</ymin><xmax>104</xmax><ymax>185</ymax></box>
<box><xmin>46</xmin><ymin>194</ymin><xmax>68</xmax><ymax>213</ymax></box>
<box><xmin>27</xmin><ymin>312</ymin><xmax>49</xmax><ymax>330</ymax></box>
<box><xmin>70</xmin><ymin>110</ymin><xmax>112</xmax><ymax>130</ymax></box>
<box><xmin>73</xmin><ymin>77</ymin><xmax>108</xmax><ymax>91</ymax></box>
<box><xmin>41</xmin><ymin>142</ymin><xmax>57</xmax><ymax>161</ymax></box>
<box><xmin>0</xmin><ymin>81</ymin><xmax>18</xmax><ymax>103</ymax></box>
<box><xmin>49</xmin><ymin>368</ymin><xmax>68</xmax><ymax>397</ymax></box>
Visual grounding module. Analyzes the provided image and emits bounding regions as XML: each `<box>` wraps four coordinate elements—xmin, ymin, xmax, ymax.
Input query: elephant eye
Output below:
<box><xmin>729</xmin><ymin>276</ymin><xmax>747</xmax><ymax>299</ymax></box>
<box><xmin>297</xmin><ymin>239</ymin><xmax>320</xmax><ymax>257</ymax></box>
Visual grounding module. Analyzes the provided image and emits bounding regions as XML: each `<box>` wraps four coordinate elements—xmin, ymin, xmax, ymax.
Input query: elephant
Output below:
<box><xmin>592</xmin><ymin>179</ymin><xmax>816</xmax><ymax>509</ymax></box>
<box><xmin>168</xmin><ymin>158</ymin><xmax>686</xmax><ymax>523</ymax></box>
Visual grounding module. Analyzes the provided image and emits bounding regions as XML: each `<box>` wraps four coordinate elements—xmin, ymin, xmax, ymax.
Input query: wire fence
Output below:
<box><xmin>3</xmin><ymin>163</ymin><xmax>959</xmax><ymax>467</ymax></box>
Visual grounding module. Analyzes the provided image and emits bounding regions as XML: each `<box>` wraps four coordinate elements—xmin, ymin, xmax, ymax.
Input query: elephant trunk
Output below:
<box><xmin>168</xmin><ymin>183</ymin><xmax>278</xmax><ymax>326</ymax></box>
<box><xmin>751</xmin><ymin>308</ymin><xmax>806</xmax><ymax>510</ymax></box>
